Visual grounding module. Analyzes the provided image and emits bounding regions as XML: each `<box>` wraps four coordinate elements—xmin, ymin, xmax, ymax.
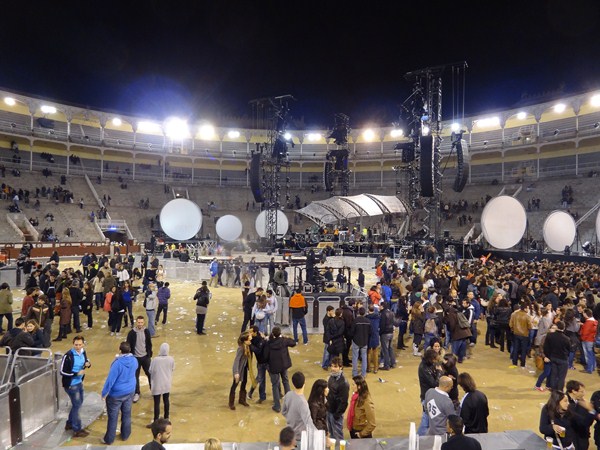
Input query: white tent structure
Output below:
<box><xmin>297</xmin><ymin>193</ymin><xmax>408</xmax><ymax>226</ymax></box>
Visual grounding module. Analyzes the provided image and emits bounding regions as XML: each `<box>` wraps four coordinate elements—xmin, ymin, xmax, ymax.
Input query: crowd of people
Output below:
<box><xmin>2</xmin><ymin>249</ymin><xmax>600</xmax><ymax>448</ymax></box>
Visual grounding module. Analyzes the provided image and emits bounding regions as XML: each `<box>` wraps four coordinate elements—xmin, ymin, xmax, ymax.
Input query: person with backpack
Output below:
<box><xmin>442</xmin><ymin>300</ymin><xmax>472</xmax><ymax>364</ymax></box>
<box><xmin>423</xmin><ymin>305</ymin><xmax>440</xmax><ymax>351</ymax></box>
<box><xmin>194</xmin><ymin>281</ymin><xmax>211</xmax><ymax>335</ymax></box>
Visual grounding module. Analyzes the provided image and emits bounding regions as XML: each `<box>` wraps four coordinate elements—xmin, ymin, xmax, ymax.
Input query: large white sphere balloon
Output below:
<box><xmin>543</xmin><ymin>211</ymin><xmax>576</xmax><ymax>252</ymax></box>
<box><xmin>480</xmin><ymin>195</ymin><xmax>527</xmax><ymax>249</ymax></box>
<box><xmin>255</xmin><ymin>210</ymin><xmax>289</xmax><ymax>238</ymax></box>
<box><xmin>216</xmin><ymin>215</ymin><xmax>243</xmax><ymax>241</ymax></box>
<box><xmin>159</xmin><ymin>199</ymin><xmax>202</xmax><ymax>241</ymax></box>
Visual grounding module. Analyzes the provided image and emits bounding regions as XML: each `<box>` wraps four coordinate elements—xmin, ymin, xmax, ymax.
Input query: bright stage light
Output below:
<box><xmin>199</xmin><ymin>124</ymin><xmax>215</xmax><ymax>140</ymax></box>
<box><xmin>591</xmin><ymin>94</ymin><xmax>600</xmax><ymax>107</ymax></box>
<box><xmin>284</xmin><ymin>132</ymin><xmax>292</xmax><ymax>140</ymax></box>
<box><xmin>516</xmin><ymin>112</ymin><xmax>527</xmax><ymax>120</ymax></box>
<box><xmin>422</xmin><ymin>126</ymin><xmax>430</xmax><ymax>136</ymax></box>
<box><xmin>227</xmin><ymin>130</ymin><xmax>240</xmax><ymax>139</ymax></box>
<box><xmin>362</xmin><ymin>129</ymin><xmax>375</xmax><ymax>141</ymax></box>
<box><xmin>41</xmin><ymin>105</ymin><xmax>57</xmax><ymax>114</ymax></box>
<box><xmin>165</xmin><ymin>117</ymin><xmax>189</xmax><ymax>140</ymax></box>
<box><xmin>553</xmin><ymin>103</ymin><xmax>566</xmax><ymax>113</ymax></box>
<box><xmin>475</xmin><ymin>117</ymin><xmax>500</xmax><ymax>128</ymax></box>
<box><xmin>451</xmin><ymin>123</ymin><xmax>461</xmax><ymax>132</ymax></box>
<box><xmin>4</xmin><ymin>97</ymin><xmax>16</xmax><ymax>106</ymax></box>
<box><xmin>307</xmin><ymin>133</ymin><xmax>321</xmax><ymax>141</ymax></box>
<box><xmin>138</xmin><ymin>121</ymin><xmax>161</xmax><ymax>133</ymax></box>
<box><xmin>390</xmin><ymin>129</ymin><xmax>403</xmax><ymax>138</ymax></box>
<box><xmin>112</xmin><ymin>117</ymin><xmax>122</xmax><ymax>126</ymax></box>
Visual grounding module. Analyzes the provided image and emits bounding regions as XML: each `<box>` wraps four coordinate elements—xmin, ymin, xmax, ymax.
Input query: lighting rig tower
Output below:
<box><xmin>249</xmin><ymin>95</ymin><xmax>295</xmax><ymax>244</ymax></box>
<box><xmin>396</xmin><ymin>61</ymin><xmax>467</xmax><ymax>246</ymax></box>
<box><xmin>324</xmin><ymin>113</ymin><xmax>351</xmax><ymax>197</ymax></box>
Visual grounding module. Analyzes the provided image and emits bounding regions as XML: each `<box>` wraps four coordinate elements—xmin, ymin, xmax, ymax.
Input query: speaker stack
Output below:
<box><xmin>419</xmin><ymin>135</ymin><xmax>434</xmax><ymax>197</ymax></box>
<box><xmin>250</xmin><ymin>153</ymin><xmax>264</xmax><ymax>203</ymax></box>
<box><xmin>452</xmin><ymin>139</ymin><xmax>470</xmax><ymax>193</ymax></box>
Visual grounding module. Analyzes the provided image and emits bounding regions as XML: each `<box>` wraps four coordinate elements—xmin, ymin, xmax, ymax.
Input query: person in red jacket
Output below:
<box><xmin>579</xmin><ymin>308</ymin><xmax>598</xmax><ymax>373</ymax></box>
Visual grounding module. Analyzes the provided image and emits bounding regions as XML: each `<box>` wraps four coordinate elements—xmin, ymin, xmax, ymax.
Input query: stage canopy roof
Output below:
<box><xmin>296</xmin><ymin>193</ymin><xmax>408</xmax><ymax>225</ymax></box>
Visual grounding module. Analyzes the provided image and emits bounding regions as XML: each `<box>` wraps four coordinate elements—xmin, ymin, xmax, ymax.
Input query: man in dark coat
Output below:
<box><xmin>326</xmin><ymin>356</ymin><xmax>349</xmax><ymax>441</ymax></box>
<box><xmin>242</xmin><ymin>287</ymin><xmax>263</xmax><ymax>332</ymax></box>
<box><xmin>543</xmin><ymin>321</ymin><xmax>571</xmax><ymax>392</ymax></box>
<box><xmin>264</xmin><ymin>326</ymin><xmax>296</xmax><ymax>413</ymax></box>
<box><xmin>443</xmin><ymin>301</ymin><xmax>472</xmax><ymax>363</ymax></box>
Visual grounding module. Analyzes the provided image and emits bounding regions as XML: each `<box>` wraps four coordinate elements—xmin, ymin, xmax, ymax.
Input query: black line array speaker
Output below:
<box><xmin>324</xmin><ymin>161</ymin><xmax>333</xmax><ymax>191</ymax></box>
<box><xmin>250</xmin><ymin>153</ymin><xmax>264</xmax><ymax>203</ymax></box>
<box><xmin>452</xmin><ymin>140</ymin><xmax>470</xmax><ymax>193</ymax></box>
<box><xmin>419</xmin><ymin>135</ymin><xmax>434</xmax><ymax>197</ymax></box>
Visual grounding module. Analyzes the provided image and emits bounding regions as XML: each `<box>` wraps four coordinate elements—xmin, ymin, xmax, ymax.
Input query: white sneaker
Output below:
<box><xmin>133</xmin><ymin>393</ymin><xmax>140</xmax><ymax>403</ymax></box>
<box><xmin>110</xmin><ymin>332</ymin><xmax>115</xmax><ymax>336</ymax></box>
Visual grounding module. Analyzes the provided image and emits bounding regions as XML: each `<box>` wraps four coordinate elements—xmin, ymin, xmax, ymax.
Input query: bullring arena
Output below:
<box><xmin>0</xmin><ymin>84</ymin><xmax>599</xmax><ymax>450</ymax></box>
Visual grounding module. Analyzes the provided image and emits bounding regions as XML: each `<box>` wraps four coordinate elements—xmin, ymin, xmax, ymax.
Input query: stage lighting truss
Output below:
<box><xmin>323</xmin><ymin>113</ymin><xmax>351</xmax><ymax>196</ymax></box>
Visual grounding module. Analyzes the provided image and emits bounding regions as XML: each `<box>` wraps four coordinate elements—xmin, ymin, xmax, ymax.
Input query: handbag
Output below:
<box><xmin>535</xmin><ymin>354</ymin><xmax>544</xmax><ymax>371</ymax></box>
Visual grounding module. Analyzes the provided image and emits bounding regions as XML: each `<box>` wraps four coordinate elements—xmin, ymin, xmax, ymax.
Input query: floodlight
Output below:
<box><xmin>362</xmin><ymin>129</ymin><xmax>375</xmax><ymax>141</ymax></box>
<box><xmin>198</xmin><ymin>124</ymin><xmax>215</xmax><ymax>140</ymax></box>
<box><xmin>451</xmin><ymin>123</ymin><xmax>461</xmax><ymax>132</ymax></box>
<box><xmin>165</xmin><ymin>117</ymin><xmax>189</xmax><ymax>140</ymax></box>
<box><xmin>112</xmin><ymin>118</ymin><xmax>122</xmax><ymax>126</ymax></box>
<box><xmin>227</xmin><ymin>130</ymin><xmax>240</xmax><ymax>139</ymax></box>
<box><xmin>284</xmin><ymin>132</ymin><xmax>292</xmax><ymax>140</ymax></box>
<box><xmin>591</xmin><ymin>94</ymin><xmax>600</xmax><ymax>107</ymax></box>
<box><xmin>476</xmin><ymin>117</ymin><xmax>500</xmax><ymax>128</ymax></box>
<box><xmin>390</xmin><ymin>129</ymin><xmax>403</xmax><ymax>138</ymax></box>
<box><xmin>138</xmin><ymin>121</ymin><xmax>161</xmax><ymax>133</ymax></box>
<box><xmin>422</xmin><ymin>126</ymin><xmax>430</xmax><ymax>136</ymax></box>
<box><xmin>553</xmin><ymin>103</ymin><xmax>566</xmax><ymax>113</ymax></box>
<box><xmin>516</xmin><ymin>112</ymin><xmax>527</xmax><ymax>120</ymax></box>
<box><xmin>41</xmin><ymin>105</ymin><xmax>57</xmax><ymax>114</ymax></box>
<box><xmin>4</xmin><ymin>97</ymin><xmax>16</xmax><ymax>106</ymax></box>
<box><xmin>307</xmin><ymin>133</ymin><xmax>321</xmax><ymax>141</ymax></box>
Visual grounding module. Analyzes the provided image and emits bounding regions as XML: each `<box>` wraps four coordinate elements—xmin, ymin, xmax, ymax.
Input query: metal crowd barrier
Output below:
<box><xmin>0</xmin><ymin>347</ymin><xmax>56</xmax><ymax>448</ymax></box>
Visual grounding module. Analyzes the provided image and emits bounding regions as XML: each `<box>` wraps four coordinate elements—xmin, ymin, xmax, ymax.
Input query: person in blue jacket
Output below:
<box><xmin>101</xmin><ymin>341</ymin><xmax>139</xmax><ymax>445</ymax></box>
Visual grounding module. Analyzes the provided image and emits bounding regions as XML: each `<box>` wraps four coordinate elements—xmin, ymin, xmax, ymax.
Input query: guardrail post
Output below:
<box><xmin>9</xmin><ymin>384</ymin><xmax>22</xmax><ymax>446</ymax></box>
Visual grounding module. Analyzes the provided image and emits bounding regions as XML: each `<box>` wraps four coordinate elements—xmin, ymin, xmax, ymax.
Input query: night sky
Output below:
<box><xmin>1</xmin><ymin>1</ymin><xmax>599</xmax><ymax>128</ymax></box>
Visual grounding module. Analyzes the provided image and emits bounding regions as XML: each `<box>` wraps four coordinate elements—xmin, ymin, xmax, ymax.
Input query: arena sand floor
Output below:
<box><xmin>30</xmin><ymin>276</ymin><xmax>597</xmax><ymax>447</ymax></box>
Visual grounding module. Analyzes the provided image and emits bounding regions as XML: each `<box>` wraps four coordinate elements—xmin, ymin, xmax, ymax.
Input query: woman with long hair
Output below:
<box><xmin>81</xmin><ymin>281</ymin><xmax>94</xmax><ymax>329</ymax></box>
<box><xmin>53</xmin><ymin>287</ymin><xmax>72</xmax><ymax>342</ymax></box>
<box><xmin>441</xmin><ymin>353</ymin><xmax>459</xmax><ymax>406</ymax></box>
<box><xmin>457</xmin><ymin>372</ymin><xmax>489</xmax><ymax>433</ymax></box>
<box><xmin>347</xmin><ymin>375</ymin><xmax>376</xmax><ymax>438</ymax></box>
<box><xmin>26</xmin><ymin>319</ymin><xmax>45</xmax><ymax>353</ymax></box>
<box><xmin>539</xmin><ymin>390</ymin><xmax>574</xmax><ymax>448</ymax></box>
<box><xmin>485</xmin><ymin>292</ymin><xmax>500</xmax><ymax>348</ymax></box>
<box><xmin>110</xmin><ymin>286</ymin><xmax>125</xmax><ymax>335</ymax></box>
<box><xmin>229</xmin><ymin>330</ymin><xmax>255</xmax><ymax>410</ymax></box>
<box><xmin>527</xmin><ymin>301</ymin><xmax>541</xmax><ymax>356</ymax></box>
<box><xmin>427</xmin><ymin>337</ymin><xmax>446</xmax><ymax>364</ymax></box>
<box><xmin>251</xmin><ymin>294</ymin><xmax>269</xmax><ymax>335</ymax></box>
<box><xmin>410</xmin><ymin>301</ymin><xmax>425</xmax><ymax>357</ymax></box>
<box><xmin>307</xmin><ymin>378</ymin><xmax>329</xmax><ymax>434</ymax></box>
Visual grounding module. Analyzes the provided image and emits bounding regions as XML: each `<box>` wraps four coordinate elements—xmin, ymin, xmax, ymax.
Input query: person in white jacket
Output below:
<box><xmin>147</xmin><ymin>342</ymin><xmax>175</xmax><ymax>428</ymax></box>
